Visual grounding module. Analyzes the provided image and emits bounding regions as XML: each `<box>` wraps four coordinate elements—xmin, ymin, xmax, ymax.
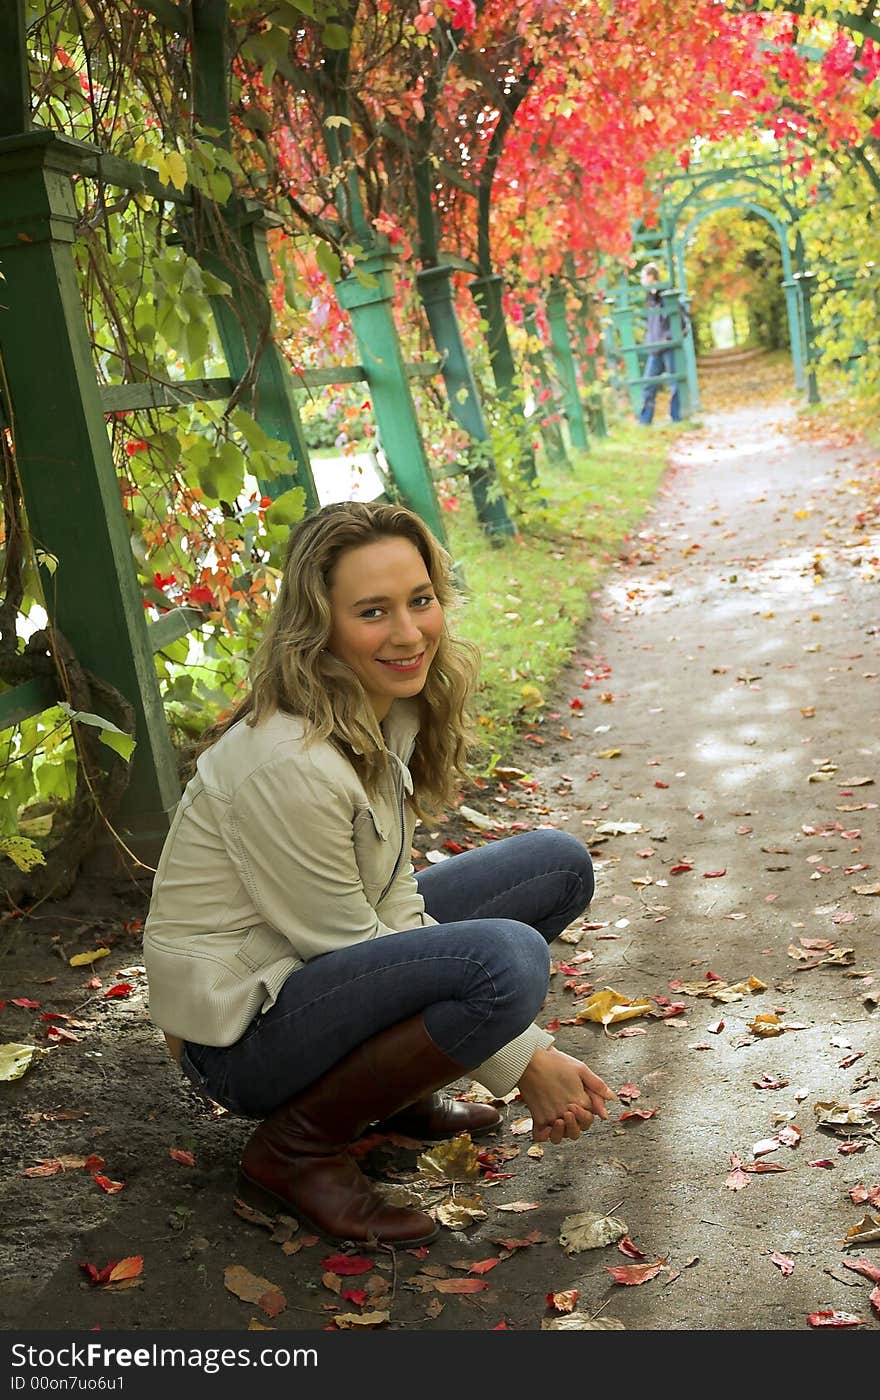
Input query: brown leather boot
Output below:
<box><xmin>237</xmin><ymin>1013</ymin><xmax>474</xmax><ymax>1245</ymax></box>
<box><xmin>374</xmin><ymin>1092</ymin><xmax>502</xmax><ymax>1140</ymax></box>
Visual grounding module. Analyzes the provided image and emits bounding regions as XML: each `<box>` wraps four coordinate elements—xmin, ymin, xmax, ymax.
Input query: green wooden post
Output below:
<box><xmin>545</xmin><ymin>280</ymin><xmax>589</xmax><ymax>451</ymax></box>
<box><xmin>0</xmin><ymin>0</ymin><xmax>29</xmax><ymax>140</ymax></box>
<box><xmin>522</xmin><ymin>306</ymin><xmax>569</xmax><ymax>467</ymax></box>
<box><xmin>469</xmin><ymin>273</ymin><xmax>538</xmax><ymax>486</ymax></box>
<box><xmin>0</xmin><ymin>130</ymin><xmax>181</xmax><ymax>855</ymax></box>
<box><xmin>608</xmin><ymin>278</ymin><xmax>642</xmax><ymax>414</ymax></box>
<box><xmin>189</xmin><ymin>0</ymin><xmax>320</xmax><ymax>513</ymax></box>
<box><xmin>660</xmin><ymin>287</ymin><xmax>692</xmax><ymax>419</ymax></box>
<box><xmin>416</xmin><ymin>265</ymin><xmax>515</xmax><ymax>540</ymax></box>
<box><xmin>795</xmin><ymin>271</ymin><xmax>820</xmax><ymax>405</ymax></box>
<box><xmin>334</xmin><ymin>245</ymin><xmax>448</xmax><ymax>543</ymax></box>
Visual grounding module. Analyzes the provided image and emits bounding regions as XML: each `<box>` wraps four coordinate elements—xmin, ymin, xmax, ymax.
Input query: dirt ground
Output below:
<box><xmin>1</xmin><ymin>372</ymin><xmax>878</xmax><ymax>1336</ymax></box>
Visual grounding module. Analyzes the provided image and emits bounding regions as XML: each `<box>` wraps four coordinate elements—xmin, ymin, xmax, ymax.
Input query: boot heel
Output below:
<box><xmin>236</xmin><ymin>1169</ymin><xmax>290</xmax><ymax>1218</ymax></box>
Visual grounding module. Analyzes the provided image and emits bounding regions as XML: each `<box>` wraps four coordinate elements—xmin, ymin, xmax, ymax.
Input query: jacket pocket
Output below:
<box><xmin>233</xmin><ymin>923</ymin><xmax>287</xmax><ymax>973</ymax></box>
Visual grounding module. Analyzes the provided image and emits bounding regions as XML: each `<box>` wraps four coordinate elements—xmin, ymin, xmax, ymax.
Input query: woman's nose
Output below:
<box><xmin>389</xmin><ymin>609</ymin><xmax>422</xmax><ymax>644</ymax></box>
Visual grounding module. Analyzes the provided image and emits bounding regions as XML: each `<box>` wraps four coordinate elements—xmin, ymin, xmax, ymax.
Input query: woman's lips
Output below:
<box><xmin>377</xmin><ymin>652</ymin><xmax>425</xmax><ymax>673</ymax></box>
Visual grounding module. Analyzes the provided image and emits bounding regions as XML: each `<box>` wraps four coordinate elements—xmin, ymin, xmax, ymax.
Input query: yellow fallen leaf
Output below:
<box><xmin>0</xmin><ymin>1043</ymin><xmax>39</xmax><ymax>1082</ymax></box>
<box><xmin>69</xmin><ymin>948</ymin><xmax>111</xmax><ymax>967</ymax></box>
<box><xmin>333</xmin><ymin>1310</ymin><xmax>390</xmax><ymax>1328</ymax></box>
<box><xmin>596</xmin><ymin>748</ymin><xmax>622</xmax><ymax>759</ymax></box>
<box><xmin>749</xmin><ymin>1013</ymin><xmax>784</xmax><ymax>1038</ymax></box>
<box><xmin>417</xmin><ymin>1135</ymin><xmax>480</xmax><ymax>1182</ymax></box>
<box><xmin>575</xmin><ymin>987</ymin><xmax>652</xmax><ymax>1028</ymax></box>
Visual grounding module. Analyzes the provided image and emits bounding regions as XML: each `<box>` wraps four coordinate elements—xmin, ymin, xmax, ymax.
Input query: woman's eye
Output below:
<box><xmin>413</xmin><ymin>595</ymin><xmax>435</xmax><ymax>608</ymax></box>
<box><xmin>359</xmin><ymin>607</ymin><xmax>383</xmax><ymax>619</ymax></box>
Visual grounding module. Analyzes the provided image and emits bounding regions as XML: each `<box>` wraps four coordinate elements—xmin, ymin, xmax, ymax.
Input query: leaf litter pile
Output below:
<box><xmin>3</xmin><ymin>392</ymin><xmax>880</xmax><ymax>1332</ymax></box>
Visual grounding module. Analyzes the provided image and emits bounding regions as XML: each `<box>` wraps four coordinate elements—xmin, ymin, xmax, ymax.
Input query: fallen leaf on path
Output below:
<box><xmin>749</xmin><ymin>1013</ymin><xmax>784</xmax><ymax>1037</ymax></box>
<box><xmin>68</xmin><ymin>948</ymin><xmax>111</xmax><ymax>967</ymax></box>
<box><xmin>496</xmin><ymin>1201</ymin><xmax>541</xmax><ymax>1213</ymax></box>
<box><xmin>559</xmin><ymin>1211</ymin><xmax>627</xmax><ymax>1255</ymax></box>
<box><xmin>468</xmin><ymin>1258</ymin><xmax>500</xmax><ymax>1275</ymax></box>
<box><xmin>620</xmin><ymin>1109</ymin><xmax>658</xmax><ymax>1122</ymax></box>
<box><xmin>844</xmin><ymin>1214</ymin><xmax>880</xmax><ymax>1246</ymax></box>
<box><xmin>618</xmin><ymin>1236</ymin><xmax>647</xmax><ymax>1260</ymax></box>
<box><xmin>807</xmin><ymin>1310</ymin><xmax>865</xmax><ymax>1328</ymax></box>
<box><xmin>808</xmin><ymin>1160</ymin><xmax>835</xmax><ymax>1168</ymax></box>
<box><xmin>703</xmin><ymin>870</ymin><xmax>727</xmax><ymax>878</ymax></box>
<box><xmin>546</xmin><ymin>1289</ymin><xmax>579</xmax><ymax>1312</ymax></box>
<box><xmin>436</xmin><ymin>1194</ymin><xmax>487</xmax><ymax>1229</ymax></box>
<box><xmin>169</xmin><ymin>1148</ymin><xmax>195</xmax><ymax>1167</ymax></box>
<box><xmin>839</xmin><ymin>1139</ymin><xmax>871</xmax><ymax>1155</ymax></box>
<box><xmin>753</xmin><ymin>1074</ymin><xmax>789</xmax><ymax>1090</ymax></box>
<box><xmin>418</xmin><ymin>1277</ymin><xmax>488</xmax><ymax>1294</ymax></box>
<box><xmin>224</xmin><ymin>1265</ymin><xmax>286</xmax><ymax>1318</ymax></box>
<box><xmin>332</xmin><ymin>1310</ymin><xmax>389</xmax><ymax>1328</ymax></box>
<box><xmin>575</xmin><ymin>987</ymin><xmax>652</xmax><ymax>1028</ymax></box>
<box><xmin>605</xmin><ymin>1261</ymin><xmax>666</xmax><ymax>1286</ymax></box>
<box><xmin>320</xmin><ymin>1255</ymin><xmax>374</xmax><ymax>1275</ymax></box>
<box><xmin>770</xmin><ymin>1252</ymin><xmax>794</xmax><ymax>1277</ymax></box>
<box><xmin>814</xmin><ymin>1101</ymin><xmax>878</xmax><ymax>1135</ymax></box>
<box><xmin>726</xmin><ymin>1154</ymin><xmax>750</xmax><ymax>1190</ymax></box>
<box><xmin>843</xmin><ymin>1259</ymin><xmax>880</xmax><ymax>1283</ymax></box>
<box><xmin>80</xmin><ymin>1257</ymin><xmax>143</xmax><ymax>1287</ymax></box>
<box><xmin>542</xmin><ymin>1313</ymin><xmax>625</xmax><ymax>1330</ymax></box>
<box><xmin>595</xmin><ymin>822</ymin><xmax>643</xmax><ymax>836</ymax></box>
<box><xmin>417</xmin><ymin>1136</ymin><xmax>480</xmax><ymax>1182</ymax></box>
<box><xmin>92</xmin><ymin>1174</ymin><xmax>124</xmax><ymax>1194</ymax></box>
<box><xmin>0</xmin><ymin>1044</ymin><xmax>39</xmax><ymax>1081</ymax></box>
<box><xmin>850</xmin><ymin>1185</ymin><xmax>880</xmax><ymax>1208</ymax></box>
<box><xmin>853</xmin><ymin>882</ymin><xmax>880</xmax><ymax>896</ymax></box>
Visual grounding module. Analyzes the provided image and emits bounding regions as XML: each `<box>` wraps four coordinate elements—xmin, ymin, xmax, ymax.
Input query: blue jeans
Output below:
<box><xmin>638</xmin><ymin>347</ymin><xmax>681</xmax><ymax>424</ymax></box>
<box><xmin>180</xmin><ymin>829</ymin><xmax>594</xmax><ymax>1118</ymax></box>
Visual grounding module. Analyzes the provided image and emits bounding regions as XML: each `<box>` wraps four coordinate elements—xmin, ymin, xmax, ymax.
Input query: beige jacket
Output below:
<box><xmin>143</xmin><ymin>698</ymin><xmax>552</xmax><ymax>1096</ymax></box>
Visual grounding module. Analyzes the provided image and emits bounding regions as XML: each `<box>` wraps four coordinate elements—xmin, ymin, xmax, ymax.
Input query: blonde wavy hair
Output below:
<box><xmin>202</xmin><ymin>501</ymin><xmax>479</xmax><ymax>814</ymax></box>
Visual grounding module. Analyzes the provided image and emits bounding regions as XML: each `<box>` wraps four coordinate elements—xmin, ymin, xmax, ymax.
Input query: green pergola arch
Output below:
<box><xmin>657</xmin><ymin>159</ymin><xmax>819</xmax><ymax>409</ymax></box>
<box><xmin>672</xmin><ymin>196</ymin><xmax>808</xmax><ymax>410</ymax></box>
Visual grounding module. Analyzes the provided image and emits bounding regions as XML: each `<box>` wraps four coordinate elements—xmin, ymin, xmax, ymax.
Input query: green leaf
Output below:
<box><xmin>57</xmin><ymin>703</ymin><xmax>136</xmax><ymax>762</ymax></box>
<box><xmin>322</xmin><ymin>22</ymin><xmax>350</xmax><ymax>48</ymax></box>
<box><xmin>316</xmin><ymin>242</ymin><xmax>341</xmax><ymax>282</ymax></box>
<box><xmin>99</xmin><ymin>728</ymin><xmax>137</xmax><ymax>762</ymax></box>
<box><xmin>0</xmin><ymin>835</ymin><xmax>47</xmax><ymax>873</ymax></box>
<box><xmin>264</xmin><ymin>486</ymin><xmax>306</xmax><ymax>527</ymax></box>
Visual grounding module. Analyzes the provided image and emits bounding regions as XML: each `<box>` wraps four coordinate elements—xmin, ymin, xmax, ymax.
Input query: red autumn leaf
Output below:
<box><xmin>770</xmin><ymin>1252</ymin><xmax>794</xmax><ymax>1276</ymax></box>
<box><xmin>21</xmin><ymin>1159</ymin><xmax>65</xmax><ymax>1177</ymax></box>
<box><xmin>727</xmin><ymin>1154</ymin><xmax>749</xmax><ymax>1191</ymax></box>
<box><xmin>620</xmin><ymin>1108</ymin><xmax>658</xmax><ymax>1122</ymax></box>
<box><xmin>839</xmin><ymin>1140</ymin><xmax>870</xmax><ymax>1155</ymax></box>
<box><xmin>544</xmin><ymin>1018</ymin><xmax>561</xmax><ymax>1032</ymax></box>
<box><xmin>649</xmin><ymin>1002</ymin><xmax>687</xmax><ymax>1019</ymax></box>
<box><xmin>669</xmin><ymin>863</ymin><xmax>693</xmax><ymax>875</ymax></box>
<box><xmin>850</xmin><ymin>1185</ymin><xmax>880</xmax><ymax>1208</ymax></box>
<box><xmin>705</xmin><ymin>971</ymin><xmax>725</xmax><ymax>982</ymax></box>
<box><xmin>84</xmin><ymin>976</ymin><xmax>102</xmax><ymax>990</ymax></box>
<box><xmin>103</xmin><ymin>982</ymin><xmax>133</xmax><ymax>999</ymax></box>
<box><xmin>11</xmin><ymin>997</ymin><xmax>41</xmax><ymax>1009</ymax></box>
<box><xmin>654</xmin><ymin>780</ymin><xmax>669</xmax><ymax>788</ymax></box>
<box><xmin>840</xmin><ymin>1052</ymin><xmax>865</xmax><ymax>1068</ymax></box>
<box><xmin>708</xmin><ymin>1020</ymin><xmax>725</xmax><ymax>1034</ymax></box>
<box><xmin>46</xmin><ymin>1025</ymin><xmax>79</xmax><ymax>1043</ymax></box>
<box><xmin>807</xmin><ymin>1310</ymin><xmax>865</xmax><ymax>1328</ymax></box>
<box><xmin>605</xmin><ymin>1260</ymin><xmax>665</xmax><ymax>1286</ymax></box>
<box><xmin>618</xmin><ymin>1236</ymin><xmax>647</xmax><ymax>1260</ymax></box>
<box><xmin>753</xmin><ymin>1074</ymin><xmax>789</xmax><ymax>1090</ymax></box>
<box><xmin>108</xmin><ymin>1256</ymin><xmax>143</xmax><ymax>1284</ymax></box>
<box><xmin>742</xmin><ymin>1161</ymin><xmax>788</xmax><ymax>1174</ymax></box>
<box><xmin>169</xmin><ymin>1148</ymin><xmax>195</xmax><ymax>1167</ymax></box>
<box><xmin>41</xmin><ymin>1011</ymin><xmax>69</xmax><ymax>1022</ymax></box>
<box><xmin>871</xmin><ymin>1286</ymin><xmax>880</xmax><ymax>1321</ymax></box>
<box><xmin>843</xmin><ymin>1259</ymin><xmax>880</xmax><ymax>1283</ymax></box>
<box><xmin>569</xmin><ymin>698</ymin><xmax>584</xmax><ymax>710</ymax></box>
<box><xmin>617</xmin><ymin>1083</ymin><xmax>640</xmax><ymax>1102</ymax></box>
<box><xmin>320</xmin><ymin>1255</ymin><xmax>374</xmax><ymax>1276</ymax></box>
<box><xmin>92</xmin><ymin>1174</ymin><xmax>125</xmax><ymax>1194</ymax></box>
<box><xmin>468</xmin><ymin>1258</ymin><xmax>501</xmax><ymax>1275</ymax></box>
<box><xmin>703</xmin><ymin>870</ymin><xmax>727</xmax><ymax>878</ymax></box>
<box><xmin>83</xmin><ymin>1154</ymin><xmax>105</xmax><ymax>1173</ymax></box>
<box><xmin>777</xmin><ymin>1126</ymin><xmax>801</xmax><ymax>1148</ymax></box>
<box><xmin>492</xmin><ymin>1321</ymin><xmax>509</xmax><ymax>1330</ymax></box>
<box><xmin>79</xmin><ymin>1260</ymin><xmax>118</xmax><ymax>1287</ymax></box>
<box><xmin>491</xmin><ymin>1230</ymin><xmax>545</xmax><ymax>1251</ymax></box>
<box><xmin>808</xmin><ymin>1159</ymin><xmax>835</xmax><ymax>1168</ymax></box>
<box><xmin>341</xmin><ymin>1288</ymin><xmax>367</xmax><ymax>1306</ymax></box>
<box><xmin>443</xmin><ymin>840</ymin><xmax>466</xmax><ymax>854</ymax></box>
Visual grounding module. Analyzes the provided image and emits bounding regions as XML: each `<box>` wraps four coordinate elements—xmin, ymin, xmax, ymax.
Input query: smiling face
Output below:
<box><xmin>326</xmin><ymin>534</ymin><xmax>445</xmax><ymax>721</ymax></box>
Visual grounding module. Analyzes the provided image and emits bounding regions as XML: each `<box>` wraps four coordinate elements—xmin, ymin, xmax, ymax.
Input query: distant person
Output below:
<box><xmin>638</xmin><ymin>262</ymin><xmax>681</xmax><ymax>425</ymax></box>
<box><xmin>144</xmin><ymin>500</ymin><xmax>615</xmax><ymax>1247</ymax></box>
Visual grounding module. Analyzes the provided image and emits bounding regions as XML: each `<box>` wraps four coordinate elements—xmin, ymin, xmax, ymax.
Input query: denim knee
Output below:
<box><xmin>483</xmin><ymin>919</ymin><xmax>552</xmax><ymax>1027</ymax></box>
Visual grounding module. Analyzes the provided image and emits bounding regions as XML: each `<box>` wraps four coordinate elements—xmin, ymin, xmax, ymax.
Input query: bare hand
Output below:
<box><xmin>517</xmin><ymin>1047</ymin><xmax>616</xmax><ymax>1145</ymax></box>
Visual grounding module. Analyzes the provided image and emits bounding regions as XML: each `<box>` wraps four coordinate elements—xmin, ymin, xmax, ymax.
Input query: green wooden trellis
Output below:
<box><xmin>602</xmin><ymin>153</ymin><xmax>827</xmax><ymax>416</ymax></box>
